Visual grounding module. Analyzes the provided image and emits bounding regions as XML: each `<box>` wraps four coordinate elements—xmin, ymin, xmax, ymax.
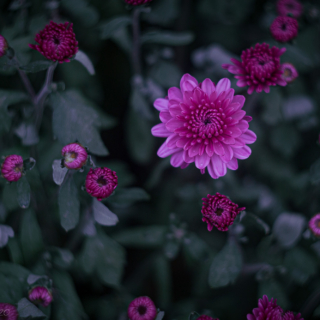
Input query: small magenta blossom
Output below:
<box><xmin>61</xmin><ymin>143</ymin><xmax>87</xmax><ymax>170</ymax></box>
<box><xmin>270</xmin><ymin>16</ymin><xmax>298</xmax><ymax>43</ymax></box>
<box><xmin>28</xmin><ymin>286</ymin><xmax>53</xmax><ymax>307</ymax></box>
<box><xmin>222</xmin><ymin>43</ymin><xmax>287</xmax><ymax>94</ymax></box>
<box><xmin>85</xmin><ymin>167</ymin><xmax>118</xmax><ymax>201</ymax></box>
<box><xmin>125</xmin><ymin>0</ymin><xmax>152</xmax><ymax>5</ymax></box>
<box><xmin>29</xmin><ymin>21</ymin><xmax>78</xmax><ymax>63</ymax></box>
<box><xmin>1</xmin><ymin>155</ymin><xmax>24</xmax><ymax>182</ymax></box>
<box><xmin>0</xmin><ymin>303</ymin><xmax>19</xmax><ymax>320</ymax></box>
<box><xmin>196</xmin><ymin>315</ymin><xmax>219</xmax><ymax>320</ymax></box>
<box><xmin>0</xmin><ymin>35</ymin><xmax>8</xmax><ymax>57</ymax></box>
<box><xmin>309</xmin><ymin>213</ymin><xmax>320</xmax><ymax>237</ymax></box>
<box><xmin>128</xmin><ymin>296</ymin><xmax>157</xmax><ymax>320</ymax></box>
<box><xmin>277</xmin><ymin>0</ymin><xmax>303</xmax><ymax>18</ymax></box>
<box><xmin>201</xmin><ymin>192</ymin><xmax>245</xmax><ymax>231</ymax></box>
<box><xmin>281</xmin><ymin>63</ymin><xmax>298</xmax><ymax>83</ymax></box>
<box><xmin>151</xmin><ymin>74</ymin><xmax>256</xmax><ymax>179</ymax></box>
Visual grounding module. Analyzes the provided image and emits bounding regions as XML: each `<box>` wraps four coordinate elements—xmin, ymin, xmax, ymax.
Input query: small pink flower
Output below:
<box><xmin>85</xmin><ymin>167</ymin><xmax>118</xmax><ymax>201</ymax></box>
<box><xmin>1</xmin><ymin>155</ymin><xmax>24</xmax><ymax>182</ymax></box>
<box><xmin>29</xmin><ymin>21</ymin><xmax>78</xmax><ymax>63</ymax></box>
<box><xmin>270</xmin><ymin>16</ymin><xmax>298</xmax><ymax>43</ymax></box>
<box><xmin>128</xmin><ymin>296</ymin><xmax>157</xmax><ymax>320</ymax></box>
<box><xmin>61</xmin><ymin>143</ymin><xmax>87</xmax><ymax>170</ymax></box>
<box><xmin>125</xmin><ymin>0</ymin><xmax>152</xmax><ymax>5</ymax></box>
<box><xmin>201</xmin><ymin>192</ymin><xmax>245</xmax><ymax>231</ymax></box>
<box><xmin>0</xmin><ymin>303</ymin><xmax>19</xmax><ymax>320</ymax></box>
<box><xmin>222</xmin><ymin>43</ymin><xmax>287</xmax><ymax>94</ymax></box>
<box><xmin>196</xmin><ymin>315</ymin><xmax>220</xmax><ymax>320</ymax></box>
<box><xmin>281</xmin><ymin>63</ymin><xmax>298</xmax><ymax>83</ymax></box>
<box><xmin>309</xmin><ymin>213</ymin><xmax>320</xmax><ymax>237</ymax></box>
<box><xmin>151</xmin><ymin>74</ymin><xmax>256</xmax><ymax>179</ymax></box>
<box><xmin>0</xmin><ymin>35</ymin><xmax>8</xmax><ymax>58</ymax></box>
<box><xmin>277</xmin><ymin>0</ymin><xmax>303</xmax><ymax>18</ymax></box>
<box><xmin>28</xmin><ymin>286</ymin><xmax>53</xmax><ymax>307</ymax></box>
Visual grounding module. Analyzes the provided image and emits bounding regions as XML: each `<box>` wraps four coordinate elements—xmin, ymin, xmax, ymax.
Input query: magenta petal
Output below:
<box><xmin>207</xmin><ymin>161</ymin><xmax>219</xmax><ymax>179</ymax></box>
<box><xmin>188</xmin><ymin>144</ymin><xmax>201</xmax><ymax>157</ymax></box>
<box><xmin>201</xmin><ymin>78</ymin><xmax>215</xmax><ymax>96</ymax></box>
<box><xmin>166</xmin><ymin>134</ymin><xmax>180</xmax><ymax>148</ymax></box>
<box><xmin>151</xmin><ymin>123</ymin><xmax>171</xmax><ymax>137</ymax></box>
<box><xmin>180</xmin><ymin>73</ymin><xmax>198</xmax><ymax>89</ymax></box>
<box><xmin>232</xmin><ymin>95</ymin><xmax>246</xmax><ymax>108</ymax></box>
<box><xmin>233</xmin><ymin>145</ymin><xmax>251</xmax><ymax>159</ymax></box>
<box><xmin>154</xmin><ymin>98</ymin><xmax>169</xmax><ymax>111</ymax></box>
<box><xmin>215</xmin><ymin>78</ymin><xmax>231</xmax><ymax>95</ymax></box>
<box><xmin>226</xmin><ymin>157</ymin><xmax>238</xmax><ymax>170</ymax></box>
<box><xmin>195</xmin><ymin>153</ymin><xmax>210</xmax><ymax>169</ymax></box>
<box><xmin>170</xmin><ymin>151</ymin><xmax>184</xmax><ymax>167</ymax></box>
<box><xmin>165</xmin><ymin>118</ymin><xmax>184</xmax><ymax>131</ymax></box>
<box><xmin>168</xmin><ymin>87</ymin><xmax>183</xmax><ymax>101</ymax></box>
<box><xmin>220</xmin><ymin>145</ymin><xmax>233</xmax><ymax>162</ymax></box>
<box><xmin>213</xmin><ymin>142</ymin><xmax>225</xmax><ymax>156</ymax></box>
<box><xmin>232</xmin><ymin>110</ymin><xmax>246</xmax><ymax>120</ymax></box>
<box><xmin>183</xmin><ymin>150</ymin><xmax>195</xmax><ymax>163</ymax></box>
<box><xmin>157</xmin><ymin>142</ymin><xmax>180</xmax><ymax>158</ymax></box>
<box><xmin>240</xmin><ymin>130</ymin><xmax>257</xmax><ymax>144</ymax></box>
<box><xmin>159</xmin><ymin>111</ymin><xmax>171</xmax><ymax>123</ymax></box>
<box><xmin>211</xmin><ymin>154</ymin><xmax>227</xmax><ymax>177</ymax></box>
<box><xmin>182</xmin><ymin>80</ymin><xmax>197</xmax><ymax>92</ymax></box>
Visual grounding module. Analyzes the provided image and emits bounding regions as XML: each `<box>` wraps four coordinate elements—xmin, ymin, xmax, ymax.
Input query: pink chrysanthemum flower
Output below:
<box><xmin>125</xmin><ymin>0</ymin><xmax>152</xmax><ymax>4</ymax></box>
<box><xmin>1</xmin><ymin>155</ymin><xmax>24</xmax><ymax>182</ymax></box>
<box><xmin>222</xmin><ymin>43</ymin><xmax>287</xmax><ymax>94</ymax></box>
<box><xmin>61</xmin><ymin>143</ymin><xmax>87</xmax><ymax>170</ymax></box>
<box><xmin>201</xmin><ymin>192</ymin><xmax>245</xmax><ymax>231</ymax></box>
<box><xmin>196</xmin><ymin>315</ymin><xmax>220</xmax><ymax>320</ymax></box>
<box><xmin>0</xmin><ymin>303</ymin><xmax>19</xmax><ymax>320</ymax></box>
<box><xmin>309</xmin><ymin>213</ymin><xmax>320</xmax><ymax>237</ymax></box>
<box><xmin>0</xmin><ymin>35</ymin><xmax>8</xmax><ymax>58</ymax></box>
<box><xmin>151</xmin><ymin>74</ymin><xmax>256</xmax><ymax>179</ymax></box>
<box><xmin>270</xmin><ymin>16</ymin><xmax>298</xmax><ymax>43</ymax></box>
<box><xmin>85</xmin><ymin>167</ymin><xmax>118</xmax><ymax>201</ymax></box>
<box><xmin>28</xmin><ymin>286</ymin><xmax>53</xmax><ymax>307</ymax></box>
<box><xmin>29</xmin><ymin>21</ymin><xmax>78</xmax><ymax>63</ymax></box>
<box><xmin>281</xmin><ymin>63</ymin><xmax>298</xmax><ymax>83</ymax></box>
<box><xmin>277</xmin><ymin>0</ymin><xmax>303</xmax><ymax>18</ymax></box>
<box><xmin>128</xmin><ymin>296</ymin><xmax>157</xmax><ymax>320</ymax></box>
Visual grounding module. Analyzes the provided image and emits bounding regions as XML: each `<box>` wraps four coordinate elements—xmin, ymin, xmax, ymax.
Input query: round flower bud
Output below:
<box><xmin>61</xmin><ymin>143</ymin><xmax>88</xmax><ymax>170</ymax></box>
<box><xmin>281</xmin><ymin>63</ymin><xmax>298</xmax><ymax>83</ymax></box>
<box><xmin>0</xmin><ymin>303</ymin><xmax>19</xmax><ymax>320</ymax></box>
<box><xmin>28</xmin><ymin>286</ymin><xmax>53</xmax><ymax>307</ymax></box>
<box><xmin>270</xmin><ymin>16</ymin><xmax>298</xmax><ymax>43</ymax></box>
<box><xmin>128</xmin><ymin>296</ymin><xmax>157</xmax><ymax>320</ymax></box>
<box><xmin>1</xmin><ymin>155</ymin><xmax>24</xmax><ymax>182</ymax></box>
<box><xmin>0</xmin><ymin>35</ymin><xmax>8</xmax><ymax>58</ymax></box>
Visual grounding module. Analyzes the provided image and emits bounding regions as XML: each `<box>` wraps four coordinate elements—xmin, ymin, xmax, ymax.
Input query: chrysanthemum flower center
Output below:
<box><xmin>53</xmin><ymin>37</ymin><xmax>60</xmax><ymax>45</ymax></box>
<box><xmin>14</xmin><ymin>164</ymin><xmax>23</xmax><ymax>173</ymax></box>
<box><xmin>97</xmin><ymin>177</ymin><xmax>107</xmax><ymax>187</ymax></box>
<box><xmin>137</xmin><ymin>305</ymin><xmax>147</xmax><ymax>315</ymax></box>
<box><xmin>215</xmin><ymin>208</ymin><xmax>224</xmax><ymax>216</ymax></box>
<box><xmin>65</xmin><ymin>152</ymin><xmax>77</xmax><ymax>163</ymax></box>
<box><xmin>284</xmin><ymin>68</ymin><xmax>292</xmax><ymax>77</ymax></box>
<box><xmin>281</xmin><ymin>23</ymin><xmax>287</xmax><ymax>30</ymax></box>
<box><xmin>316</xmin><ymin>220</ymin><xmax>320</xmax><ymax>228</ymax></box>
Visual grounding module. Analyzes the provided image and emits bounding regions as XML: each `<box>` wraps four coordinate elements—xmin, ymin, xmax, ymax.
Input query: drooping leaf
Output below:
<box><xmin>74</xmin><ymin>50</ymin><xmax>95</xmax><ymax>75</ymax></box>
<box><xmin>52</xmin><ymin>160</ymin><xmax>68</xmax><ymax>186</ymax></box>
<box><xmin>106</xmin><ymin>187</ymin><xmax>150</xmax><ymax>206</ymax></box>
<box><xmin>19</xmin><ymin>60</ymin><xmax>53</xmax><ymax>73</ymax></box>
<box><xmin>14</xmin><ymin>122</ymin><xmax>39</xmax><ymax>146</ymax></box>
<box><xmin>92</xmin><ymin>199</ymin><xmax>118</xmax><ymax>226</ymax></box>
<box><xmin>0</xmin><ymin>225</ymin><xmax>14</xmax><ymax>248</ymax></box>
<box><xmin>141</xmin><ymin>31</ymin><xmax>195</xmax><ymax>46</ymax></box>
<box><xmin>100</xmin><ymin>16</ymin><xmax>132</xmax><ymax>39</ymax></box>
<box><xmin>16</xmin><ymin>176</ymin><xmax>31</xmax><ymax>209</ymax></box>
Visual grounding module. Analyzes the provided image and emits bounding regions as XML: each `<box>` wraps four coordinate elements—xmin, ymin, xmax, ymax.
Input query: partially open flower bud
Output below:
<box><xmin>1</xmin><ymin>155</ymin><xmax>24</xmax><ymax>182</ymax></box>
<box><xmin>61</xmin><ymin>143</ymin><xmax>88</xmax><ymax>170</ymax></box>
<box><xmin>0</xmin><ymin>303</ymin><xmax>18</xmax><ymax>320</ymax></box>
<box><xmin>0</xmin><ymin>35</ymin><xmax>8</xmax><ymax>58</ymax></box>
<box><xmin>28</xmin><ymin>286</ymin><xmax>53</xmax><ymax>307</ymax></box>
<box><xmin>128</xmin><ymin>296</ymin><xmax>157</xmax><ymax>320</ymax></box>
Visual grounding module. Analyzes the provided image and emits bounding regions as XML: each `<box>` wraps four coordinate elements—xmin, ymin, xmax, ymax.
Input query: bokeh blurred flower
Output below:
<box><xmin>196</xmin><ymin>315</ymin><xmax>219</xmax><ymax>320</ymax></box>
<box><xmin>85</xmin><ymin>167</ymin><xmax>118</xmax><ymax>201</ymax></box>
<box><xmin>201</xmin><ymin>192</ymin><xmax>245</xmax><ymax>231</ymax></box>
<box><xmin>28</xmin><ymin>286</ymin><xmax>53</xmax><ymax>307</ymax></box>
<box><xmin>309</xmin><ymin>213</ymin><xmax>320</xmax><ymax>237</ymax></box>
<box><xmin>62</xmin><ymin>143</ymin><xmax>87</xmax><ymax>170</ymax></box>
<box><xmin>277</xmin><ymin>0</ymin><xmax>303</xmax><ymax>18</ymax></box>
<box><xmin>222</xmin><ymin>43</ymin><xmax>287</xmax><ymax>94</ymax></box>
<box><xmin>151</xmin><ymin>74</ymin><xmax>256</xmax><ymax>179</ymax></box>
<box><xmin>128</xmin><ymin>296</ymin><xmax>157</xmax><ymax>320</ymax></box>
<box><xmin>0</xmin><ymin>303</ymin><xmax>19</xmax><ymax>320</ymax></box>
<box><xmin>281</xmin><ymin>63</ymin><xmax>298</xmax><ymax>83</ymax></box>
<box><xmin>1</xmin><ymin>155</ymin><xmax>23</xmax><ymax>182</ymax></box>
<box><xmin>29</xmin><ymin>21</ymin><xmax>78</xmax><ymax>63</ymax></box>
<box><xmin>125</xmin><ymin>0</ymin><xmax>152</xmax><ymax>5</ymax></box>
<box><xmin>270</xmin><ymin>16</ymin><xmax>298</xmax><ymax>43</ymax></box>
<box><xmin>0</xmin><ymin>35</ymin><xmax>8</xmax><ymax>57</ymax></box>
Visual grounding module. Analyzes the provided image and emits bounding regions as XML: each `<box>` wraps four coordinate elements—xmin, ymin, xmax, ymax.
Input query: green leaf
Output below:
<box><xmin>58</xmin><ymin>173</ymin><xmax>80</xmax><ymax>231</ymax></box>
<box><xmin>183</xmin><ymin>232</ymin><xmax>211</xmax><ymax>260</ymax></box>
<box><xmin>141</xmin><ymin>31</ymin><xmax>194</xmax><ymax>46</ymax></box>
<box><xmin>164</xmin><ymin>239</ymin><xmax>180</xmax><ymax>259</ymax></box>
<box><xmin>144</xmin><ymin>0</ymin><xmax>179</xmax><ymax>26</ymax></box>
<box><xmin>258</xmin><ymin>280</ymin><xmax>288</xmax><ymax>309</ymax></box>
<box><xmin>51</xmin><ymin>247</ymin><xmax>74</xmax><ymax>269</ymax></box>
<box><xmin>20</xmin><ymin>209</ymin><xmax>44</xmax><ymax>265</ymax></box>
<box><xmin>113</xmin><ymin>226</ymin><xmax>166</xmax><ymax>248</ymax></box>
<box><xmin>0</xmin><ymin>225</ymin><xmax>14</xmax><ymax>248</ymax></box>
<box><xmin>208</xmin><ymin>239</ymin><xmax>242</xmax><ymax>288</ymax></box>
<box><xmin>52</xmin><ymin>160</ymin><xmax>68</xmax><ymax>186</ymax></box>
<box><xmin>7</xmin><ymin>238</ymin><xmax>23</xmax><ymax>264</ymax></box>
<box><xmin>0</xmin><ymin>262</ymin><xmax>30</xmax><ymax>281</ymax></box>
<box><xmin>149</xmin><ymin>60</ymin><xmax>182</xmax><ymax>88</ymax></box>
<box><xmin>74</xmin><ymin>50</ymin><xmax>95</xmax><ymax>75</ymax></box>
<box><xmin>19</xmin><ymin>60</ymin><xmax>53</xmax><ymax>73</ymax></box>
<box><xmin>14</xmin><ymin>122</ymin><xmax>39</xmax><ymax>146</ymax></box>
<box><xmin>155</xmin><ymin>311</ymin><xmax>165</xmax><ymax>320</ymax></box>
<box><xmin>16</xmin><ymin>176</ymin><xmax>31</xmax><ymax>209</ymax></box>
<box><xmin>100</xmin><ymin>16</ymin><xmax>132</xmax><ymax>39</ymax></box>
<box><xmin>0</xmin><ymin>274</ymin><xmax>24</xmax><ymax>304</ymax></box>
<box><xmin>273</xmin><ymin>212</ymin><xmax>306</xmax><ymax>249</ymax></box>
<box><xmin>130</xmin><ymin>85</ymin><xmax>154</xmax><ymax>120</ymax></box>
<box><xmin>106</xmin><ymin>187</ymin><xmax>150</xmax><ymax>206</ymax></box>
<box><xmin>245</xmin><ymin>213</ymin><xmax>270</xmax><ymax>235</ymax></box>
<box><xmin>2</xmin><ymin>182</ymin><xmax>19</xmax><ymax>211</ymax></box>
<box><xmin>23</xmin><ymin>158</ymin><xmax>36</xmax><ymax>171</ymax></box>
<box><xmin>49</xmin><ymin>90</ymin><xmax>116</xmax><ymax>156</ymax></box>
<box><xmin>27</xmin><ymin>274</ymin><xmax>49</xmax><ymax>286</ymax></box>
<box><xmin>92</xmin><ymin>199</ymin><xmax>118</xmax><ymax>226</ymax></box>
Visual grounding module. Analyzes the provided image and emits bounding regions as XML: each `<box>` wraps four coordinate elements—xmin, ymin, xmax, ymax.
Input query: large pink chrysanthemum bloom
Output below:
<box><xmin>85</xmin><ymin>167</ymin><xmax>118</xmax><ymax>201</ymax></box>
<box><xmin>222</xmin><ymin>43</ymin><xmax>287</xmax><ymax>94</ymax></box>
<box><xmin>28</xmin><ymin>286</ymin><xmax>53</xmax><ymax>307</ymax></box>
<box><xmin>281</xmin><ymin>63</ymin><xmax>298</xmax><ymax>83</ymax></box>
<box><xmin>196</xmin><ymin>315</ymin><xmax>220</xmax><ymax>320</ymax></box>
<box><xmin>201</xmin><ymin>192</ymin><xmax>245</xmax><ymax>231</ymax></box>
<box><xmin>277</xmin><ymin>0</ymin><xmax>303</xmax><ymax>18</ymax></box>
<box><xmin>1</xmin><ymin>155</ymin><xmax>24</xmax><ymax>182</ymax></box>
<box><xmin>0</xmin><ymin>35</ymin><xmax>8</xmax><ymax>58</ymax></box>
<box><xmin>151</xmin><ymin>74</ymin><xmax>256</xmax><ymax>179</ymax></box>
<box><xmin>125</xmin><ymin>0</ymin><xmax>152</xmax><ymax>5</ymax></box>
<box><xmin>0</xmin><ymin>303</ymin><xmax>19</xmax><ymax>320</ymax></box>
<box><xmin>270</xmin><ymin>16</ymin><xmax>298</xmax><ymax>43</ymax></box>
<box><xmin>309</xmin><ymin>213</ymin><xmax>320</xmax><ymax>237</ymax></box>
<box><xmin>128</xmin><ymin>296</ymin><xmax>157</xmax><ymax>320</ymax></box>
<box><xmin>29</xmin><ymin>21</ymin><xmax>78</xmax><ymax>63</ymax></box>
<box><xmin>61</xmin><ymin>143</ymin><xmax>88</xmax><ymax>170</ymax></box>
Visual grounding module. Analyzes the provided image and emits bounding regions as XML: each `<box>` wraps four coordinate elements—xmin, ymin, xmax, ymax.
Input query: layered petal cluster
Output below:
<box><xmin>0</xmin><ymin>35</ymin><xmax>8</xmax><ymax>57</ymax></box>
<box><xmin>0</xmin><ymin>303</ymin><xmax>19</xmax><ymax>320</ymax></box>
<box><xmin>125</xmin><ymin>0</ymin><xmax>152</xmax><ymax>5</ymax></box>
<box><xmin>201</xmin><ymin>192</ymin><xmax>245</xmax><ymax>231</ymax></box>
<box><xmin>309</xmin><ymin>213</ymin><xmax>320</xmax><ymax>237</ymax></box>
<box><xmin>85</xmin><ymin>167</ymin><xmax>118</xmax><ymax>201</ymax></box>
<box><xmin>281</xmin><ymin>63</ymin><xmax>298</xmax><ymax>83</ymax></box>
<box><xmin>196</xmin><ymin>315</ymin><xmax>220</xmax><ymax>320</ymax></box>
<box><xmin>61</xmin><ymin>143</ymin><xmax>88</xmax><ymax>169</ymax></box>
<box><xmin>28</xmin><ymin>286</ymin><xmax>53</xmax><ymax>307</ymax></box>
<box><xmin>29</xmin><ymin>21</ymin><xmax>78</xmax><ymax>63</ymax></box>
<box><xmin>222</xmin><ymin>43</ymin><xmax>287</xmax><ymax>94</ymax></box>
<box><xmin>247</xmin><ymin>296</ymin><xmax>303</xmax><ymax>320</ymax></box>
<box><xmin>128</xmin><ymin>296</ymin><xmax>157</xmax><ymax>320</ymax></box>
<box><xmin>151</xmin><ymin>74</ymin><xmax>256</xmax><ymax>179</ymax></box>
<box><xmin>277</xmin><ymin>0</ymin><xmax>303</xmax><ymax>18</ymax></box>
<box><xmin>1</xmin><ymin>155</ymin><xmax>23</xmax><ymax>182</ymax></box>
<box><xmin>270</xmin><ymin>16</ymin><xmax>298</xmax><ymax>43</ymax></box>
